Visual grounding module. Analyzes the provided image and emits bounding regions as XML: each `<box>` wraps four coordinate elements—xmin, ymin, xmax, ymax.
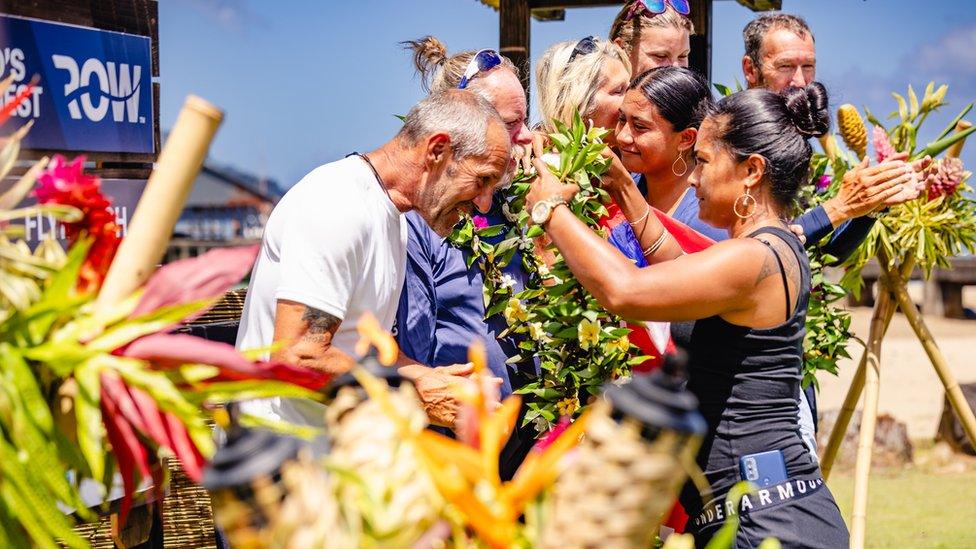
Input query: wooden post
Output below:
<box><xmin>688</xmin><ymin>0</ymin><xmax>712</xmax><ymax>80</ymax></box>
<box><xmin>499</xmin><ymin>0</ymin><xmax>531</xmax><ymax>98</ymax></box>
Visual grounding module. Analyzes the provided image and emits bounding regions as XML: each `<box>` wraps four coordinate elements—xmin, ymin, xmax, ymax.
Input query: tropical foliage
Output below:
<box><xmin>0</xmin><ymin>110</ymin><xmax>328</xmax><ymax>546</ymax></box>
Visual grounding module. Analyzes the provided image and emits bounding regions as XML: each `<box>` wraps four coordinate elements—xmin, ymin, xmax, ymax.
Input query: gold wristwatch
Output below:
<box><xmin>530</xmin><ymin>197</ymin><xmax>567</xmax><ymax>226</ymax></box>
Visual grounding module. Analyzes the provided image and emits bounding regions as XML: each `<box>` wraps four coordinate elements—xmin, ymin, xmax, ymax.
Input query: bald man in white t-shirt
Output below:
<box><xmin>237</xmin><ymin>90</ymin><xmax>511</xmax><ymax>434</ymax></box>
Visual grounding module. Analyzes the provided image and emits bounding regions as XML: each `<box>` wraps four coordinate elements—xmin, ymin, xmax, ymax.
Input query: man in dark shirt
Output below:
<box><xmin>395</xmin><ymin>46</ymin><xmax>536</xmax><ymax>479</ymax></box>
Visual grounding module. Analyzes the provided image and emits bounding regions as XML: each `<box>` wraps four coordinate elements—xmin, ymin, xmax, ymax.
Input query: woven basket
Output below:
<box><xmin>162</xmin><ymin>458</ymin><xmax>217</xmax><ymax>548</ymax></box>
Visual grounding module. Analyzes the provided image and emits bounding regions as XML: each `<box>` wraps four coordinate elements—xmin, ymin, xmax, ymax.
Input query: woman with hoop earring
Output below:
<box><xmin>605</xmin><ymin>67</ymin><xmax>729</xmax><ymax>241</ymax></box>
<box><xmin>526</xmin><ymin>82</ymin><xmax>850</xmax><ymax>547</ymax></box>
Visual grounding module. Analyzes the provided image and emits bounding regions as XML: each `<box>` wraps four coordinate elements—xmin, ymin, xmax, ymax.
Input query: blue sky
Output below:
<box><xmin>160</xmin><ymin>0</ymin><xmax>976</xmax><ymax>188</ymax></box>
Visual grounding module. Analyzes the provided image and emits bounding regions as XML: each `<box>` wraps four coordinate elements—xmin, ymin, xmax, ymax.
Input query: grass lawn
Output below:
<box><xmin>828</xmin><ymin>468</ymin><xmax>976</xmax><ymax>548</ymax></box>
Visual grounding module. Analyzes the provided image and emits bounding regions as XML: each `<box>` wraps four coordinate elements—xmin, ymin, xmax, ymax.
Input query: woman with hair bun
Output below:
<box><xmin>526</xmin><ymin>82</ymin><xmax>850</xmax><ymax>547</ymax></box>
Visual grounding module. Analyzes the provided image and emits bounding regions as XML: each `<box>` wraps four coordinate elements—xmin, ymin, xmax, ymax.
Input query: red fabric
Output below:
<box><xmin>665</xmin><ymin>500</ymin><xmax>690</xmax><ymax>532</ymax></box>
<box><xmin>599</xmin><ymin>202</ymin><xmax>715</xmax><ymax>372</ymax></box>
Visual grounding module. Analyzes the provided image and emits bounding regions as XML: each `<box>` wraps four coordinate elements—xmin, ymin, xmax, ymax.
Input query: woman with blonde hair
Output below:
<box><xmin>535</xmin><ymin>36</ymin><xmax>631</xmax><ymax>140</ymax></box>
<box><xmin>610</xmin><ymin>0</ymin><xmax>694</xmax><ymax>75</ymax></box>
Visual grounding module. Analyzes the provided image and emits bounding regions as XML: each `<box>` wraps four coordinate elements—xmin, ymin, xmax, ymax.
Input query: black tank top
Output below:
<box><xmin>672</xmin><ymin>226</ymin><xmax>820</xmax><ymax>513</ymax></box>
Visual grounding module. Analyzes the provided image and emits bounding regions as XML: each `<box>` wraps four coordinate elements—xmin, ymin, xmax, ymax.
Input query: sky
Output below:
<box><xmin>159</xmin><ymin>0</ymin><xmax>976</xmax><ymax>188</ymax></box>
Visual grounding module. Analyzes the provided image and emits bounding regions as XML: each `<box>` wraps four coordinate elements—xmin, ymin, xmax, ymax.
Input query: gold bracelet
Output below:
<box><xmin>628</xmin><ymin>203</ymin><xmax>651</xmax><ymax>226</ymax></box>
<box><xmin>642</xmin><ymin>230</ymin><xmax>669</xmax><ymax>257</ymax></box>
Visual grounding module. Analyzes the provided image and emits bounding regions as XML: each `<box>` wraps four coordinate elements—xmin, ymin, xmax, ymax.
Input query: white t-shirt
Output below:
<box><xmin>236</xmin><ymin>155</ymin><xmax>407</xmax><ymax>438</ymax></box>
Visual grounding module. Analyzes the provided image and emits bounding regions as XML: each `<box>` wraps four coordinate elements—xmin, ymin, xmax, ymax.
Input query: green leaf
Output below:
<box><xmin>713</xmin><ymin>83</ymin><xmax>733</xmax><ymax>97</ymax></box>
<box><xmin>914</xmin><ymin>124</ymin><xmax>976</xmax><ymax>160</ymax></box>
<box><xmin>936</xmin><ymin>102</ymin><xmax>973</xmax><ymax>141</ymax></box>
<box><xmin>475</xmin><ymin>224</ymin><xmax>506</xmax><ymax>238</ymax></box>
<box><xmin>86</xmin><ymin>298</ymin><xmax>214</xmax><ymax>352</ymax></box>
<box><xmin>525</xmin><ymin>225</ymin><xmax>544</xmax><ymax>238</ymax></box>
<box><xmin>0</xmin><ymin>344</ymin><xmax>54</xmax><ymax>434</ymax></box>
<box><xmin>75</xmin><ymin>360</ymin><xmax>105</xmax><ymax>482</ymax></box>
<box><xmin>186</xmin><ymin>380</ymin><xmax>322</xmax><ymax>405</ymax></box>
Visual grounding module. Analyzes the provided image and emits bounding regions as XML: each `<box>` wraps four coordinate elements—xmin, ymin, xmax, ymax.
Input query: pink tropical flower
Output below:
<box><xmin>533</xmin><ymin>416</ymin><xmax>572</xmax><ymax>452</ymax></box>
<box><xmin>873</xmin><ymin>126</ymin><xmax>896</xmax><ymax>163</ymax></box>
<box><xmin>815</xmin><ymin>175</ymin><xmax>831</xmax><ymax>193</ymax></box>
<box><xmin>925</xmin><ymin>157</ymin><xmax>965</xmax><ymax>200</ymax></box>
<box><xmin>35</xmin><ymin>154</ymin><xmax>121</xmax><ymax>293</ymax></box>
<box><xmin>472</xmin><ymin>215</ymin><xmax>489</xmax><ymax>229</ymax></box>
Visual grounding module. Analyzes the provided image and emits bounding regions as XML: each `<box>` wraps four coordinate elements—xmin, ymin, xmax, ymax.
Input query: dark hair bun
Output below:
<box><xmin>781</xmin><ymin>82</ymin><xmax>830</xmax><ymax>138</ymax></box>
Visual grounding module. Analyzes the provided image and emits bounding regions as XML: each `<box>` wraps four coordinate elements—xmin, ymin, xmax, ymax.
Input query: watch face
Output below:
<box><xmin>531</xmin><ymin>201</ymin><xmax>550</xmax><ymax>225</ymax></box>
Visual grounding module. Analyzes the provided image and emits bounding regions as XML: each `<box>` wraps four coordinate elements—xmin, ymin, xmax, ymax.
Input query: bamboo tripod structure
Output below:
<box><xmin>817</xmin><ymin>124</ymin><xmax>976</xmax><ymax>549</ymax></box>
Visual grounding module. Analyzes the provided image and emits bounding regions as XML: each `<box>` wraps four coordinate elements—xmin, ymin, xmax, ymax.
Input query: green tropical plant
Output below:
<box><xmin>0</xmin><ymin>127</ymin><xmax>330</xmax><ymax>546</ymax></box>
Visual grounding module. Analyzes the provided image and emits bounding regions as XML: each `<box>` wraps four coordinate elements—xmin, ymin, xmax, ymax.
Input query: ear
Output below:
<box><xmin>676</xmin><ymin>127</ymin><xmax>698</xmax><ymax>153</ymax></box>
<box><xmin>425</xmin><ymin>132</ymin><xmax>452</xmax><ymax>169</ymax></box>
<box><xmin>742</xmin><ymin>55</ymin><xmax>759</xmax><ymax>88</ymax></box>
<box><xmin>742</xmin><ymin>153</ymin><xmax>766</xmax><ymax>189</ymax></box>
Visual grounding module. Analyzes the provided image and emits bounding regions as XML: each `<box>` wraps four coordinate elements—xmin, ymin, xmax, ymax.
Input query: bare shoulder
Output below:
<box><xmin>675</xmin><ymin>238</ymin><xmax>771</xmax><ymax>288</ymax></box>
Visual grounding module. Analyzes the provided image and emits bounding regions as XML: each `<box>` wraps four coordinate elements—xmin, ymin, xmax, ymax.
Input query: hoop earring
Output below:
<box><xmin>733</xmin><ymin>188</ymin><xmax>757</xmax><ymax>219</ymax></box>
<box><xmin>672</xmin><ymin>153</ymin><xmax>688</xmax><ymax>177</ymax></box>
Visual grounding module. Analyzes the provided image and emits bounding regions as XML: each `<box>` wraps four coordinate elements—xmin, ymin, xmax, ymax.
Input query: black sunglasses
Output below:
<box><xmin>568</xmin><ymin>36</ymin><xmax>599</xmax><ymax>64</ymax></box>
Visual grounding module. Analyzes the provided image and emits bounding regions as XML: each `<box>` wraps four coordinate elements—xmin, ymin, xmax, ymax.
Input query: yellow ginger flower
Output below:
<box><xmin>578</xmin><ymin>318</ymin><xmax>600</xmax><ymax>350</ymax></box>
<box><xmin>503</xmin><ymin>298</ymin><xmax>529</xmax><ymax>324</ymax></box>
<box><xmin>837</xmin><ymin>104</ymin><xmax>867</xmax><ymax>159</ymax></box>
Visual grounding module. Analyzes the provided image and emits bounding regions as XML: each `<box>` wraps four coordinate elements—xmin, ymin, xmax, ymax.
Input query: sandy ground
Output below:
<box><xmin>815</xmin><ymin>286</ymin><xmax>976</xmax><ymax>440</ymax></box>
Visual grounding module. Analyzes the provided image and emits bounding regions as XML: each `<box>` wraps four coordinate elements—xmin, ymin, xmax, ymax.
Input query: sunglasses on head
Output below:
<box><xmin>623</xmin><ymin>0</ymin><xmax>691</xmax><ymax>21</ymax></box>
<box><xmin>569</xmin><ymin>36</ymin><xmax>599</xmax><ymax>63</ymax></box>
<box><xmin>458</xmin><ymin>49</ymin><xmax>503</xmax><ymax>89</ymax></box>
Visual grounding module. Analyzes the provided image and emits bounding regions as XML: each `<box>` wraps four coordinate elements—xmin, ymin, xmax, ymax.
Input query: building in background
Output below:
<box><xmin>165</xmin><ymin>160</ymin><xmax>283</xmax><ymax>262</ymax></box>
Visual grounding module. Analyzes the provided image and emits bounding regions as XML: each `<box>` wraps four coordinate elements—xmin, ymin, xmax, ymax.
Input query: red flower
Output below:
<box><xmin>472</xmin><ymin>215</ymin><xmax>489</xmax><ymax>230</ymax></box>
<box><xmin>35</xmin><ymin>155</ymin><xmax>121</xmax><ymax>292</ymax></box>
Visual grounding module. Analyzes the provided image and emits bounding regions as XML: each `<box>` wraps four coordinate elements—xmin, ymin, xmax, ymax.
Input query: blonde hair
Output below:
<box><xmin>402</xmin><ymin>35</ymin><xmax>519</xmax><ymax>95</ymax></box>
<box><xmin>609</xmin><ymin>2</ymin><xmax>695</xmax><ymax>57</ymax></box>
<box><xmin>535</xmin><ymin>38</ymin><xmax>631</xmax><ymax>134</ymax></box>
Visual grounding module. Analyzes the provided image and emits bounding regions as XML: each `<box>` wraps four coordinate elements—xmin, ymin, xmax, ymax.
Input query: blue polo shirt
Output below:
<box><xmin>394</xmin><ymin>204</ymin><xmax>534</xmax><ymax>397</ymax></box>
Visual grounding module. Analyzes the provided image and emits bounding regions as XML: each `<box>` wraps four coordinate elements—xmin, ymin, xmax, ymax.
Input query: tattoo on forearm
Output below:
<box><xmin>301</xmin><ymin>306</ymin><xmax>341</xmax><ymax>334</ymax></box>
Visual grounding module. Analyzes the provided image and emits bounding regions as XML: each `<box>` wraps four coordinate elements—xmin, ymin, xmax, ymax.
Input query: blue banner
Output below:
<box><xmin>0</xmin><ymin>14</ymin><xmax>154</xmax><ymax>154</ymax></box>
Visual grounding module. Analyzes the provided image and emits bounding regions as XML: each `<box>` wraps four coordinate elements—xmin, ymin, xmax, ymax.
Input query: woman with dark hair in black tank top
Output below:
<box><xmin>526</xmin><ymin>82</ymin><xmax>849</xmax><ymax>547</ymax></box>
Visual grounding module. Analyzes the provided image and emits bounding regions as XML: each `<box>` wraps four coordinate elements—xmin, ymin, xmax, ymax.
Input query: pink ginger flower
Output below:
<box><xmin>472</xmin><ymin>215</ymin><xmax>489</xmax><ymax>229</ymax></box>
<box><xmin>925</xmin><ymin>157</ymin><xmax>965</xmax><ymax>200</ymax></box>
<box><xmin>873</xmin><ymin>126</ymin><xmax>896</xmax><ymax>163</ymax></box>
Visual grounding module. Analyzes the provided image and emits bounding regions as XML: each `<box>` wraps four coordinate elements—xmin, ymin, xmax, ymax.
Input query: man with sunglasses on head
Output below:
<box><xmin>741</xmin><ymin>13</ymin><xmax>926</xmax><ymax>458</ymax></box>
<box><xmin>398</xmin><ymin>37</ymin><xmax>536</xmax><ymax>478</ymax></box>
<box><xmin>235</xmin><ymin>89</ymin><xmax>512</xmax><ymax>450</ymax></box>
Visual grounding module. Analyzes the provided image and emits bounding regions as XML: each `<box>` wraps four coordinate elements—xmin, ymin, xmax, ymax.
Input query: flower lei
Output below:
<box><xmin>450</xmin><ymin>113</ymin><xmax>646</xmax><ymax>433</ymax></box>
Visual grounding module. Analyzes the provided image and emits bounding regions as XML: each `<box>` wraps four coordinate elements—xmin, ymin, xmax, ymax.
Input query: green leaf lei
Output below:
<box><xmin>449</xmin><ymin>112</ymin><xmax>648</xmax><ymax>433</ymax></box>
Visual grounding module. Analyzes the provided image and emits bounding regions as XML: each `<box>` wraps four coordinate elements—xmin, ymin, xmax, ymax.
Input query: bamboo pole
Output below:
<box><xmin>886</xmin><ymin>263</ymin><xmax>976</xmax><ymax>451</ymax></box>
<box><xmin>947</xmin><ymin>120</ymin><xmax>973</xmax><ymax>158</ymax></box>
<box><xmin>818</xmin><ymin>134</ymin><xmax>840</xmax><ymax>162</ymax></box>
<box><xmin>94</xmin><ymin>96</ymin><xmax>223</xmax><ymax>313</ymax></box>
<box><xmin>820</xmin><ymin>292</ymin><xmax>889</xmax><ymax>478</ymax></box>
<box><xmin>820</xmin><ymin>257</ymin><xmax>914</xmax><ymax>479</ymax></box>
<box><xmin>848</xmin><ymin>266</ymin><xmax>892</xmax><ymax>549</ymax></box>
